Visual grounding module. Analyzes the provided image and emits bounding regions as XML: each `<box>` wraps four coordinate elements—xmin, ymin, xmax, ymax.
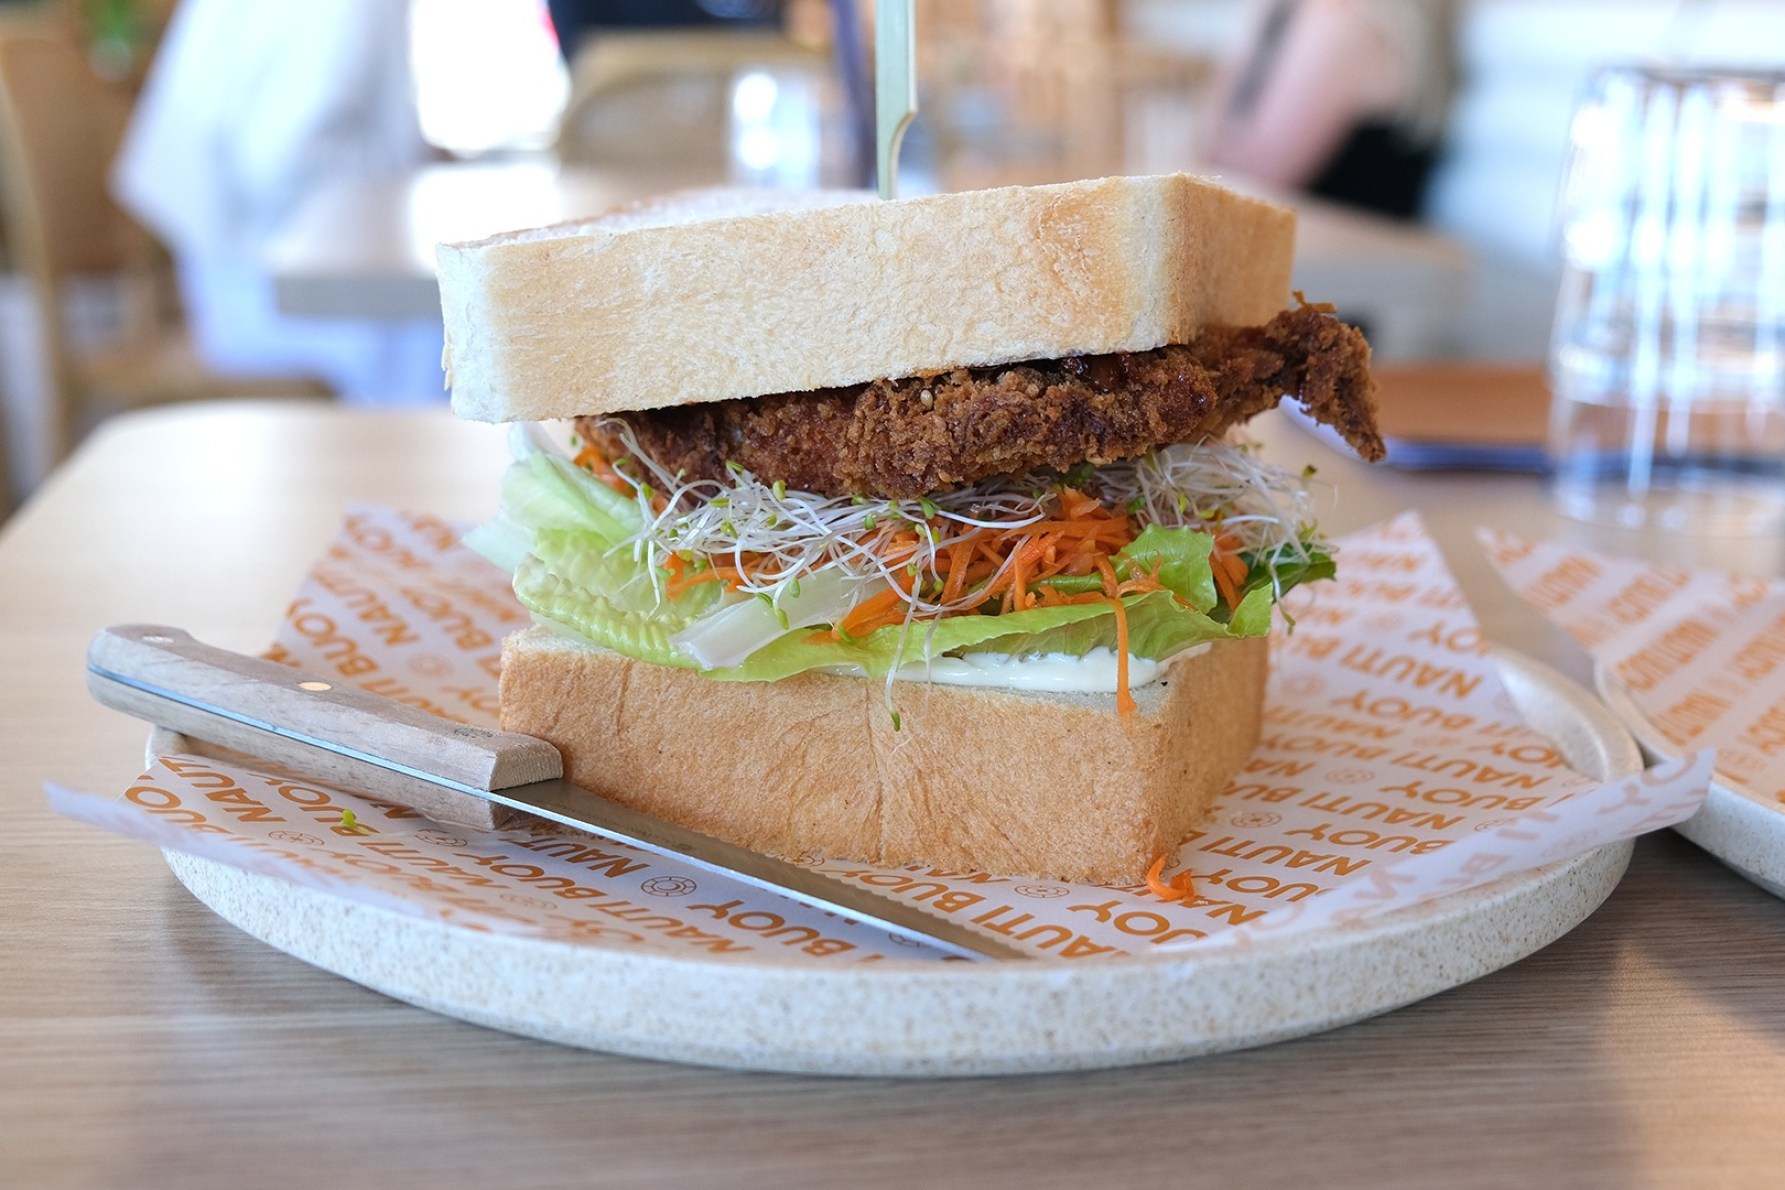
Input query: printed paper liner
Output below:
<box><xmin>1483</xmin><ymin>530</ymin><xmax>1785</xmax><ymax>900</ymax></box>
<box><xmin>148</xmin><ymin>647</ymin><xmax>1638</xmax><ymax>1075</ymax></box>
<box><xmin>50</xmin><ymin>508</ymin><xmax>1718</xmax><ymax>1070</ymax></box>
<box><xmin>1597</xmin><ymin>675</ymin><xmax>1785</xmax><ymax>898</ymax></box>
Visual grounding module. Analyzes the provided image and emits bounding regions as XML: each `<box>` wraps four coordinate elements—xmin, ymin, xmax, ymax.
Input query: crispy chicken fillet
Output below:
<box><xmin>583</xmin><ymin>304</ymin><xmax>1382</xmax><ymax>499</ymax></box>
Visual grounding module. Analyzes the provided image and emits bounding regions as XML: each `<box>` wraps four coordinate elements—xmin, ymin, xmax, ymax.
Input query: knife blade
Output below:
<box><xmin>86</xmin><ymin>624</ymin><xmax>1026</xmax><ymax>962</ymax></box>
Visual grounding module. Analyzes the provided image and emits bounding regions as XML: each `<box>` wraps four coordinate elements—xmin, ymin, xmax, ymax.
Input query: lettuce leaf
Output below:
<box><xmin>1239</xmin><ymin>548</ymin><xmax>1336</xmax><ymax>610</ymax></box>
<box><xmin>513</xmin><ymin>556</ymin><xmax>701</xmax><ymax>670</ymax></box>
<box><xmin>710</xmin><ymin>589</ymin><xmax>1256</xmax><ymax>682</ymax></box>
<box><xmin>478</xmin><ymin>451</ymin><xmax>1331</xmax><ymax>681</ymax></box>
<box><xmin>465</xmin><ymin>450</ymin><xmax>645</xmax><ymax>573</ymax></box>
<box><xmin>1116</xmin><ymin>524</ymin><xmax>1218</xmax><ymax>612</ymax></box>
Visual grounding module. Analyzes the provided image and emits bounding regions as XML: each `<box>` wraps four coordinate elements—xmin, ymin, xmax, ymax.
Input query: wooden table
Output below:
<box><xmin>4</xmin><ymin>401</ymin><xmax>1782</xmax><ymax>1189</ymax></box>
<box><xmin>263</xmin><ymin>160</ymin><xmax>714</xmax><ymax>321</ymax></box>
<box><xmin>264</xmin><ymin>161</ymin><xmax>1469</xmax><ymax>362</ymax></box>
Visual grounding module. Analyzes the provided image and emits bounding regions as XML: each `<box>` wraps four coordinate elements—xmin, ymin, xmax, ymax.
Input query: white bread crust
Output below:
<box><xmin>498</xmin><ymin>627</ymin><xmax>1269</xmax><ymax>884</ymax></box>
<box><xmin>440</xmin><ymin>174</ymin><xmax>1295</xmax><ymax>423</ymax></box>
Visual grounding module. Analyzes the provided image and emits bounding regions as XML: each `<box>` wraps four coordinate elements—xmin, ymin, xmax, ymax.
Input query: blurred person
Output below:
<box><xmin>546</xmin><ymin>0</ymin><xmax>783</xmax><ymax>61</ymax></box>
<box><xmin>111</xmin><ymin>0</ymin><xmax>445</xmax><ymax>405</ymax></box>
<box><xmin>1207</xmin><ymin>0</ymin><xmax>1458</xmax><ymax>220</ymax></box>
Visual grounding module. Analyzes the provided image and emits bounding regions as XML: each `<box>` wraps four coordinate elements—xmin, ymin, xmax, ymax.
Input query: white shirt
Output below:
<box><xmin>112</xmin><ymin>0</ymin><xmax>443</xmax><ymax>403</ymax></box>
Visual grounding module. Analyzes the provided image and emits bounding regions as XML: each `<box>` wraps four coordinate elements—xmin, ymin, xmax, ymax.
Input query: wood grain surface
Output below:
<box><xmin>1370</xmin><ymin>363</ymin><xmax>1550</xmax><ymax>447</ymax></box>
<box><xmin>86</xmin><ymin>624</ymin><xmax>554</xmax><ymax>828</ymax></box>
<box><xmin>3</xmin><ymin>400</ymin><xmax>1782</xmax><ymax>1189</ymax></box>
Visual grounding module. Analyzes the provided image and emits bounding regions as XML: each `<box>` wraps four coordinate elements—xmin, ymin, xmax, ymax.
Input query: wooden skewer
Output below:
<box><xmin>875</xmin><ymin>0</ymin><xmax>916</xmax><ymax>199</ymax></box>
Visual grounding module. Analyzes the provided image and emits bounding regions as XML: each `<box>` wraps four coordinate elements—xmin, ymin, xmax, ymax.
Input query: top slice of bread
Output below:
<box><xmin>438</xmin><ymin>173</ymin><xmax>1295</xmax><ymax>424</ymax></box>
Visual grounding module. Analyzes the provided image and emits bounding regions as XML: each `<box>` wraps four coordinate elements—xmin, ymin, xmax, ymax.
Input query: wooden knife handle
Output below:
<box><xmin>89</xmin><ymin>626</ymin><xmax>1030</xmax><ymax>960</ymax></box>
<box><xmin>87</xmin><ymin>624</ymin><xmax>559</xmax><ymax>830</ymax></box>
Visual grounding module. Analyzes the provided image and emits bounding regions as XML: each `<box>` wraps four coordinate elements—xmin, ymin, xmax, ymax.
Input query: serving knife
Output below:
<box><xmin>86</xmin><ymin>624</ymin><xmax>1025</xmax><ymax>962</ymax></box>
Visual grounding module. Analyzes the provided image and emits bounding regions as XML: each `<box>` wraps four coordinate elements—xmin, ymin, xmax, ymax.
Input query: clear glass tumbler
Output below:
<box><xmin>1549</xmin><ymin>66</ymin><xmax>1785</xmax><ymax>534</ymax></box>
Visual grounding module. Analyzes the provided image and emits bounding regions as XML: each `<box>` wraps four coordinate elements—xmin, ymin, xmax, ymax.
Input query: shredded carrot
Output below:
<box><xmin>1209</xmin><ymin>532</ymin><xmax>1251</xmax><ymax>611</ymax></box>
<box><xmin>940</xmin><ymin>536</ymin><xmax>978</xmax><ymax>605</ymax></box>
<box><xmin>1035</xmin><ymin>585</ymin><xmax>1108</xmax><ymax>608</ymax></box>
<box><xmin>575</xmin><ymin>443</ymin><xmax>669</xmax><ymax>513</ymax></box>
<box><xmin>1145</xmin><ymin>853</ymin><xmax>1170</xmax><ymax>896</ymax></box>
<box><xmin>835</xmin><ymin>586</ymin><xmax>906</xmax><ymax>638</ymax></box>
<box><xmin>1012</xmin><ymin>536</ymin><xmax>1035</xmax><ymax>611</ymax></box>
<box><xmin>1023</xmin><ymin>519</ymin><xmax>1133</xmax><ymax>543</ymax></box>
<box><xmin>1211</xmin><ymin>566</ymin><xmax>1239</xmax><ymax>611</ymax></box>
<box><xmin>667</xmin><ymin>563</ymin><xmax>755</xmax><ymax>595</ymax></box>
<box><xmin>1116</xmin><ymin>560</ymin><xmax>1166</xmax><ymax>598</ymax></box>
<box><xmin>1057</xmin><ymin>486</ymin><xmax>1103</xmax><ymax>519</ymax></box>
<box><xmin>1093</xmin><ymin>555</ymin><xmax>1121</xmax><ymax>598</ymax></box>
<box><xmin>576</xmin><ymin>447</ymin><xmax>1173</xmax><ymax>714</ymax></box>
<box><xmin>1061</xmin><ymin>541</ymin><xmax>1099</xmax><ymax>576</ymax></box>
<box><xmin>845</xmin><ymin>605</ymin><xmax>916</xmax><ymax>637</ymax></box>
<box><xmin>879</xmin><ymin>531</ymin><xmax>921</xmax><ymax>568</ymax></box>
<box><xmin>574</xmin><ymin>444</ymin><xmax>632</xmax><ymax>496</ymax></box>
<box><xmin>962</xmin><ymin>560</ymin><xmax>999</xmax><ymax>586</ymax></box>
<box><xmin>665</xmin><ymin>567</ymin><xmax>728</xmax><ymax>597</ymax></box>
<box><xmin>1145</xmin><ymin>853</ymin><xmax>1196</xmax><ymax>902</ymax></box>
<box><xmin>977</xmin><ymin>563</ymin><xmax>1018</xmax><ymax>605</ymax></box>
<box><xmin>1108</xmin><ymin>594</ymin><xmax>1135</xmax><ymax>716</ymax></box>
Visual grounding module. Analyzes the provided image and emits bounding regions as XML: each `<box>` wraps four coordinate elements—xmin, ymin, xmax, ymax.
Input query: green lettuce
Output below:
<box><xmin>464</xmin><ymin>451</ymin><xmax>645</xmax><ymax>571</ymax></box>
<box><xmin>702</xmin><ymin>531</ymin><xmax>1286</xmax><ymax>682</ymax></box>
<box><xmin>513</xmin><ymin>557</ymin><xmax>700</xmax><ymax>669</ymax></box>
<box><xmin>475</xmin><ymin>450</ymin><xmax>1331</xmax><ymax>681</ymax></box>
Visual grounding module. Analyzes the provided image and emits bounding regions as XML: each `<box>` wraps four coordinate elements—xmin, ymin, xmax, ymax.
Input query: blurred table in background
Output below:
<box><xmin>1278</xmin><ymin>192</ymin><xmax>1469</xmax><ymax>362</ymax></box>
<box><xmin>264</xmin><ymin>159</ymin><xmax>1469</xmax><ymax>362</ymax></box>
<box><xmin>263</xmin><ymin>159</ymin><xmax>713</xmax><ymax>323</ymax></box>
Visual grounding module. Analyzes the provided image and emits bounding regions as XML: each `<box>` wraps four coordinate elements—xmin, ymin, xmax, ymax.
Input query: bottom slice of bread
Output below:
<box><xmin>499</xmin><ymin>627</ymin><xmax>1269</xmax><ymax>884</ymax></box>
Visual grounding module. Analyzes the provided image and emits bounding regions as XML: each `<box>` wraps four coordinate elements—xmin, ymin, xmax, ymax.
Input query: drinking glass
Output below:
<box><xmin>1549</xmin><ymin>65</ymin><xmax>1785</xmax><ymax>534</ymax></box>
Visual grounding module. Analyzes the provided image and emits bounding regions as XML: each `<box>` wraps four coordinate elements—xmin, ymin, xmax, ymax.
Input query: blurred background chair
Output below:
<box><xmin>0</xmin><ymin>23</ymin><xmax>330</xmax><ymax>470</ymax></box>
<box><xmin>0</xmin><ymin>382</ymin><xmax>11</xmax><ymax>520</ymax></box>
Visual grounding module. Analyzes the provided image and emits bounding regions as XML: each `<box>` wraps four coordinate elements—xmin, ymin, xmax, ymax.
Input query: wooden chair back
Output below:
<box><xmin>0</xmin><ymin>26</ymin><xmax>164</xmax><ymax>462</ymax></box>
<box><xmin>0</xmin><ymin>28</ymin><xmax>141</xmax><ymax>278</ymax></box>
<box><xmin>0</xmin><ymin>398</ymin><xmax>12</xmax><ymax>518</ymax></box>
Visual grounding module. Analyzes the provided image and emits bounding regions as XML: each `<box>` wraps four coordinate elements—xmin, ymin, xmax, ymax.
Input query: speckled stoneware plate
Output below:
<box><xmin>1595</xmin><ymin>669</ymin><xmax>1785</xmax><ymax>901</ymax></box>
<box><xmin>163</xmin><ymin>650</ymin><xmax>1638</xmax><ymax>1077</ymax></box>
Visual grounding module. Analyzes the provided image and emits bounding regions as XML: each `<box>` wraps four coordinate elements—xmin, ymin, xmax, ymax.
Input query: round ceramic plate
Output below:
<box><xmin>162</xmin><ymin>649</ymin><xmax>1640</xmax><ymax>1077</ymax></box>
<box><xmin>1595</xmin><ymin>669</ymin><xmax>1785</xmax><ymax>900</ymax></box>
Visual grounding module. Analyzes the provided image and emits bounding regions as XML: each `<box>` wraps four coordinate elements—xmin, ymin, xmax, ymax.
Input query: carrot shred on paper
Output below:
<box><xmin>1145</xmin><ymin>852</ymin><xmax>1196</xmax><ymax>902</ymax></box>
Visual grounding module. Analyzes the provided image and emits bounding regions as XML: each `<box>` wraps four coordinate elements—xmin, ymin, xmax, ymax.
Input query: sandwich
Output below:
<box><xmin>438</xmin><ymin>174</ymin><xmax>1382</xmax><ymax>884</ymax></box>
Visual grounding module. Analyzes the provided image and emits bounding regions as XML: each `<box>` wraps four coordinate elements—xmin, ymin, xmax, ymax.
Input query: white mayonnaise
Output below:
<box><xmin>821</xmin><ymin>643</ymin><xmax>1211</xmax><ymax>693</ymax></box>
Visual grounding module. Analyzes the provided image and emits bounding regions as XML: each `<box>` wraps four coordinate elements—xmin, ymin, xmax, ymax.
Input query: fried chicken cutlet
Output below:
<box><xmin>582</xmin><ymin>305</ymin><xmax>1381</xmax><ymax>499</ymax></box>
